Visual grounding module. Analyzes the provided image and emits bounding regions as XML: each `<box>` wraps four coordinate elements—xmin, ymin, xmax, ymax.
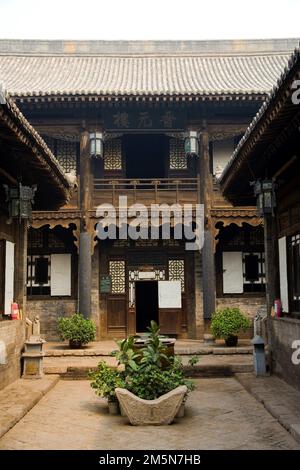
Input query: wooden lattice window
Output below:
<box><xmin>27</xmin><ymin>255</ymin><xmax>51</xmax><ymax>296</ymax></box>
<box><xmin>56</xmin><ymin>140</ymin><xmax>77</xmax><ymax>173</ymax></box>
<box><xmin>48</xmin><ymin>231</ymin><xmax>66</xmax><ymax>248</ymax></box>
<box><xmin>169</xmin><ymin>139</ymin><xmax>187</xmax><ymax>170</ymax></box>
<box><xmin>248</xmin><ymin>227</ymin><xmax>264</xmax><ymax>246</ymax></box>
<box><xmin>104</xmin><ymin>138</ymin><xmax>122</xmax><ymax>170</ymax></box>
<box><xmin>109</xmin><ymin>260</ymin><xmax>126</xmax><ymax>294</ymax></box>
<box><xmin>43</xmin><ymin>136</ymin><xmax>77</xmax><ymax>173</ymax></box>
<box><xmin>28</xmin><ymin>227</ymin><xmax>66</xmax><ymax>249</ymax></box>
<box><xmin>28</xmin><ymin>227</ymin><xmax>44</xmax><ymax>248</ymax></box>
<box><xmin>168</xmin><ymin>259</ymin><xmax>185</xmax><ymax>292</ymax></box>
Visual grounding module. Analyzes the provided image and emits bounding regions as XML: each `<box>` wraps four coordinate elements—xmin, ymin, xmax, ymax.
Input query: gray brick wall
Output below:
<box><xmin>26</xmin><ymin>299</ymin><xmax>77</xmax><ymax>341</ymax></box>
<box><xmin>270</xmin><ymin>317</ymin><xmax>300</xmax><ymax>391</ymax></box>
<box><xmin>0</xmin><ymin>320</ymin><xmax>25</xmax><ymax>390</ymax></box>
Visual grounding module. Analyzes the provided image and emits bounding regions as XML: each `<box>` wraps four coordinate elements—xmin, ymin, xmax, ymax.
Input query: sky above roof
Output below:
<box><xmin>0</xmin><ymin>0</ymin><xmax>299</xmax><ymax>41</ymax></box>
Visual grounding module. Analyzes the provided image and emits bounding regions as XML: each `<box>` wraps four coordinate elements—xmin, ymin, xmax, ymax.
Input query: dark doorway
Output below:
<box><xmin>135</xmin><ymin>281</ymin><xmax>159</xmax><ymax>332</ymax></box>
<box><xmin>124</xmin><ymin>134</ymin><xmax>167</xmax><ymax>179</ymax></box>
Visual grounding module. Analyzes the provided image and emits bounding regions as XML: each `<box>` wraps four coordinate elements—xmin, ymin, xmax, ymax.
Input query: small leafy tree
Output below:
<box><xmin>139</xmin><ymin>321</ymin><xmax>170</xmax><ymax>369</ymax></box>
<box><xmin>89</xmin><ymin>361</ymin><xmax>125</xmax><ymax>402</ymax></box>
<box><xmin>113</xmin><ymin>336</ymin><xmax>140</xmax><ymax>372</ymax></box>
<box><xmin>57</xmin><ymin>313</ymin><xmax>96</xmax><ymax>345</ymax></box>
<box><xmin>211</xmin><ymin>308</ymin><xmax>251</xmax><ymax>342</ymax></box>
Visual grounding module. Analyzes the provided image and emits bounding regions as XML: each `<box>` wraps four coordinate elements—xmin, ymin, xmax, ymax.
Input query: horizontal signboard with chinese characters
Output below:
<box><xmin>104</xmin><ymin>109</ymin><xmax>187</xmax><ymax>130</ymax></box>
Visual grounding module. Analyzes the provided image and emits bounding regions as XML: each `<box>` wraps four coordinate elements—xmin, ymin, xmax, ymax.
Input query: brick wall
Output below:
<box><xmin>26</xmin><ymin>299</ymin><xmax>77</xmax><ymax>341</ymax></box>
<box><xmin>270</xmin><ymin>317</ymin><xmax>300</xmax><ymax>391</ymax></box>
<box><xmin>0</xmin><ymin>320</ymin><xmax>25</xmax><ymax>390</ymax></box>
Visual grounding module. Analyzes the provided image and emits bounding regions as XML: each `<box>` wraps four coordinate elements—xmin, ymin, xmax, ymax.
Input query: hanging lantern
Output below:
<box><xmin>4</xmin><ymin>183</ymin><xmax>37</xmax><ymax>221</ymax></box>
<box><xmin>89</xmin><ymin>131</ymin><xmax>104</xmax><ymax>159</ymax></box>
<box><xmin>252</xmin><ymin>179</ymin><xmax>276</xmax><ymax>216</ymax></box>
<box><xmin>184</xmin><ymin>130</ymin><xmax>199</xmax><ymax>157</ymax></box>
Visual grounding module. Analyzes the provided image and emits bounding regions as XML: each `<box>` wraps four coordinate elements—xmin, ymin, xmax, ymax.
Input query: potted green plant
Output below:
<box><xmin>89</xmin><ymin>361</ymin><xmax>125</xmax><ymax>414</ymax></box>
<box><xmin>210</xmin><ymin>307</ymin><xmax>251</xmax><ymax>347</ymax></box>
<box><xmin>57</xmin><ymin>313</ymin><xmax>96</xmax><ymax>348</ymax></box>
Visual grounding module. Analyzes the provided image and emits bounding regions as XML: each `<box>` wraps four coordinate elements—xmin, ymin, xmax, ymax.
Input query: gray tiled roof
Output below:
<box><xmin>0</xmin><ymin>39</ymin><xmax>298</xmax><ymax>98</ymax></box>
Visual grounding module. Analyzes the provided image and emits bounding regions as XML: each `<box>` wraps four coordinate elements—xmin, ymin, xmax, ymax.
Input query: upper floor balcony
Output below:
<box><xmin>93</xmin><ymin>178</ymin><xmax>199</xmax><ymax>208</ymax></box>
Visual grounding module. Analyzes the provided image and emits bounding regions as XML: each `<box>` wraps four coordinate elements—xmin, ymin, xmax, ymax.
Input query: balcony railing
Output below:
<box><xmin>93</xmin><ymin>178</ymin><xmax>199</xmax><ymax>207</ymax></box>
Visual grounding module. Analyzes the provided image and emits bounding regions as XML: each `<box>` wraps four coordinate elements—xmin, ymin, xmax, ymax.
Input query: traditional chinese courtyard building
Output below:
<box><xmin>0</xmin><ymin>90</ymin><xmax>70</xmax><ymax>389</ymax></box>
<box><xmin>220</xmin><ymin>45</ymin><xmax>300</xmax><ymax>389</ymax></box>
<box><xmin>0</xmin><ymin>39</ymin><xmax>298</xmax><ymax>341</ymax></box>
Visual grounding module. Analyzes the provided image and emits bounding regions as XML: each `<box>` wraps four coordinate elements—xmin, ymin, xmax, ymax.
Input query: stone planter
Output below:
<box><xmin>115</xmin><ymin>385</ymin><xmax>187</xmax><ymax>425</ymax></box>
<box><xmin>175</xmin><ymin>403</ymin><xmax>185</xmax><ymax>418</ymax></box>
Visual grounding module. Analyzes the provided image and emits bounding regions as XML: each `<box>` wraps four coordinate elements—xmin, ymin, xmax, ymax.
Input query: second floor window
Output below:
<box><xmin>169</xmin><ymin>138</ymin><xmax>187</xmax><ymax>170</ymax></box>
<box><xmin>43</xmin><ymin>136</ymin><xmax>78</xmax><ymax>173</ymax></box>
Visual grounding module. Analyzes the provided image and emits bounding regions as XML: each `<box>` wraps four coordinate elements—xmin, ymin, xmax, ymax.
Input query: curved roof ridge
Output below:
<box><xmin>0</xmin><ymin>38</ymin><xmax>298</xmax><ymax>57</ymax></box>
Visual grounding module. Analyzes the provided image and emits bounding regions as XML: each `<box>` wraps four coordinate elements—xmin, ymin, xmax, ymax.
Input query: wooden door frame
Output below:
<box><xmin>127</xmin><ymin>267</ymin><xmax>166</xmax><ymax>336</ymax></box>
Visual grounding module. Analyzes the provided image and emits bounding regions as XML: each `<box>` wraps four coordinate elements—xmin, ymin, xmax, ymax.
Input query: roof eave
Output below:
<box><xmin>220</xmin><ymin>46</ymin><xmax>300</xmax><ymax>197</ymax></box>
<box><xmin>14</xmin><ymin>92</ymin><xmax>268</xmax><ymax>104</ymax></box>
<box><xmin>1</xmin><ymin>95</ymin><xmax>72</xmax><ymax>205</ymax></box>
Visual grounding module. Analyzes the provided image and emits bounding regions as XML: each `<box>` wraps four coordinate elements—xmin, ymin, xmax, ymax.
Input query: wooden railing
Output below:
<box><xmin>93</xmin><ymin>178</ymin><xmax>199</xmax><ymax>207</ymax></box>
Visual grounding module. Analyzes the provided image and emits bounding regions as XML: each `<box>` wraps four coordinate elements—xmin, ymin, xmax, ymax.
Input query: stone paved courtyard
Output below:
<box><xmin>0</xmin><ymin>378</ymin><xmax>299</xmax><ymax>450</ymax></box>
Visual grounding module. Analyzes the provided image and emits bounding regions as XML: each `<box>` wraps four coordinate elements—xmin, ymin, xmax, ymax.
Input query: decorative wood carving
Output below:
<box><xmin>212</xmin><ymin>216</ymin><xmax>263</xmax><ymax>252</ymax></box>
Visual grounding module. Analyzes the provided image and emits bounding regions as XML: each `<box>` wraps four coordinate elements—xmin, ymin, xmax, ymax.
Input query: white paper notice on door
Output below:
<box><xmin>158</xmin><ymin>281</ymin><xmax>182</xmax><ymax>308</ymax></box>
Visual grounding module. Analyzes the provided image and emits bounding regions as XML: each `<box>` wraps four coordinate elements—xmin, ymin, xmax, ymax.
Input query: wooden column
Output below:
<box><xmin>78</xmin><ymin>130</ymin><xmax>92</xmax><ymax>318</ymax></box>
<box><xmin>200</xmin><ymin>129</ymin><xmax>216</xmax><ymax>320</ymax></box>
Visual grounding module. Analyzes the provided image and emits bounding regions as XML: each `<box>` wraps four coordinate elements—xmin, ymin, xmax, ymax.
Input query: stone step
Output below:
<box><xmin>0</xmin><ymin>375</ymin><xmax>59</xmax><ymax>439</ymax></box>
<box><xmin>44</xmin><ymin>344</ymin><xmax>253</xmax><ymax>357</ymax></box>
<box><xmin>44</xmin><ymin>354</ymin><xmax>253</xmax><ymax>379</ymax></box>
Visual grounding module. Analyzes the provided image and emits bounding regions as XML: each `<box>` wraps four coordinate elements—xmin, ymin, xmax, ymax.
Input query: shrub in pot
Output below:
<box><xmin>210</xmin><ymin>307</ymin><xmax>251</xmax><ymax>347</ymax></box>
<box><xmin>89</xmin><ymin>361</ymin><xmax>125</xmax><ymax>414</ymax></box>
<box><xmin>57</xmin><ymin>313</ymin><xmax>96</xmax><ymax>348</ymax></box>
